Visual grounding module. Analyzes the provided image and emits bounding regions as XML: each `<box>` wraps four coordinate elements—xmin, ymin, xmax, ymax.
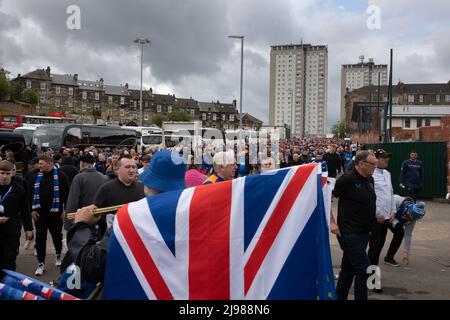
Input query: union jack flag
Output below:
<box><xmin>104</xmin><ymin>164</ymin><xmax>336</xmax><ymax>300</ymax></box>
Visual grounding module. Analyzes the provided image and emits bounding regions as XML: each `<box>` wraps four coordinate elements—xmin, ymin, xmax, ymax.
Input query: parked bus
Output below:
<box><xmin>121</xmin><ymin>126</ymin><xmax>163</xmax><ymax>150</ymax></box>
<box><xmin>32</xmin><ymin>124</ymin><xmax>138</xmax><ymax>151</ymax></box>
<box><xmin>0</xmin><ymin>132</ymin><xmax>27</xmax><ymax>172</ymax></box>
<box><xmin>13</xmin><ymin>125</ymin><xmax>39</xmax><ymax>146</ymax></box>
<box><xmin>0</xmin><ymin>114</ymin><xmax>77</xmax><ymax>130</ymax></box>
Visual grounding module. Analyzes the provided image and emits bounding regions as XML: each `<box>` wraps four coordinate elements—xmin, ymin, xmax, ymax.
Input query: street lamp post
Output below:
<box><xmin>134</xmin><ymin>37</ymin><xmax>150</xmax><ymax>126</ymax></box>
<box><xmin>228</xmin><ymin>35</ymin><xmax>244</xmax><ymax>130</ymax></box>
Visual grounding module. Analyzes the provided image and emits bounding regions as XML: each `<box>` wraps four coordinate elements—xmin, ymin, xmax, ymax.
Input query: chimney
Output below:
<box><xmin>17</xmin><ymin>74</ymin><xmax>21</xmax><ymax>78</ymax></box>
<box><xmin>46</xmin><ymin>66</ymin><xmax>51</xmax><ymax>77</ymax></box>
<box><xmin>74</xmin><ymin>74</ymin><xmax>78</xmax><ymax>81</ymax></box>
<box><xmin>125</xmin><ymin>83</ymin><xmax>129</xmax><ymax>90</ymax></box>
<box><xmin>99</xmin><ymin>78</ymin><xmax>104</xmax><ymax>86</ymax></box>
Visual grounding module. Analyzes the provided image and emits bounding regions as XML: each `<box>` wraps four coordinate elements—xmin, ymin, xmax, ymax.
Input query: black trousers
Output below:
<box><xmin>385</xmin><ymin>223</ymin><xmax>405</xmax><ymax>260</ymax></box>
<box><xmin>35</xmin><ymin>210</ymin><xmax>63</xmax><ymax>264</ymax></box>
<box><xmin>336</xmin><ymin>233</ymin><xmax>371</xmax><ymax>300</ymax></box>
<box><xmin>0</xmin><ymin>232</ymin><xmax>21</xmax><ymax>273</ymax></box>
<box><xmin>368</xmin><ymin>221</ymin><xmax>389</xmax><ymax>266</ymax></box>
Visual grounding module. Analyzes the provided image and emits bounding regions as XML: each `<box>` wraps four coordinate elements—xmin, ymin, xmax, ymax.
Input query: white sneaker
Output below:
<box><xmin>55</xmin><ymin>254</ymin><xmax>62</xmax><ymax>267</ymax></box>
<box><xmin>35</xmin><ymin>263</ymin><xmax>45</xmax><ymax>276</ymax></box>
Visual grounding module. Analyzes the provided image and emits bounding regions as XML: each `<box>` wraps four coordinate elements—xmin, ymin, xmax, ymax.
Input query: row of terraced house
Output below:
<box><xmin>11</xmin><ymin>66</ymin><xmax>263</xmax><ymax>131</ymax></box>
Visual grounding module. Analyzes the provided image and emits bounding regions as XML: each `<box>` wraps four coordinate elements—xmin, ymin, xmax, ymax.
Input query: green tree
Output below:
<box><xmin>153</xmin><ymin>113</ymin><xmax>168</xmax><ymax>127</ymax></box>
<box><xmin>23</xmin><ymin>88</ymin><xmax>39</xmax><ymax>104</ymax></box>
<box><xmin>331</xmin><ymin>121</ymin><xmax>347</xmax><ymax>139</ymax></box>
<box><xmin>167</xmin><ymin>109</ymin><xmax>193</xmax><ymax>122</ymax></box>
<box><xmin>0</xmin><ymin>70</ymin><xmax>12</xmax><ymax>101</ymax></box>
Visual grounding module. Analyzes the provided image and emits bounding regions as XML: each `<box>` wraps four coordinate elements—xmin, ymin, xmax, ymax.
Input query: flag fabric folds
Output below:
<box><xmin>0</xmin><ymin>270</ymin><xmax>78</xmax><ymax>300</ymax></box>
<box><xmin>104</xmin><ymin>164</ymin><xmax>336</xmax><ymax>300</ymax></box>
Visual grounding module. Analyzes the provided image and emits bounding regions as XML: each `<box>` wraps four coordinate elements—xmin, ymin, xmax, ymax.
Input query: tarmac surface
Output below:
<box><xmin>14</xmin><ymin>199</ymin><xmax>450</xmax><ymax>300</ymax></box>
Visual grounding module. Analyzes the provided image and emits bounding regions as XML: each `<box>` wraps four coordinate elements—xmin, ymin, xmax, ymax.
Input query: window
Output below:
<box><xmin>222</xmin><ymin>114</ymin><xmax>226</xmax><ymax>121</ymax></box>
<box><xmin>419</xmin><ymin>95</ymin><xmax>423</xmax><ymax>103</ymax></box>
<box><xmin>202</xmin><ymin>113</ymin><xmax>206</xmax><ymax>120</ymax></box>
<box><xmin>133</xmin><ymin>100</ymin><xmax>137</xmax><ymax>108</ymax></box>
<box><xmin>55</xmin><ymin>98</ymin><xmax>60</xmax><ymax>108</ymax></box>
<box><xmin>40</xmin><ymin>82</ymin><xmax>46</xmax><ymax>90</ymax></box>
<box><xmin>417</xmin><ymin>118</ymin><xmax>422</xmax><ymax>128</ymax></box>
<box><xmin>230</xmin><ymin>114</ymin><xmax>234</xmax><ymax>122</ymax></box>
<box><xmin>95</xmin><ymin>92</ymin><xmax>100</xmax><ymax>101</ymax></box>
<box><xmin>168</xmin><ymin>106</ymin><xmax>172</xmax><ymax>113</ymax></box>
<box><xmin>26</xmin><ymin>80</ymin><xmax>32</xmax><ymax>89</ymax></box>
<box><xmin>55</xmin><ymin>86</ymin><xmax>60</xmax><ymax>94</ymax></box>
<box><xmin>82</xmin><ymin>102</ymin><xmax>87</xmax><ymax>112</ymax></box>
<box><xmin>120</xmin><ymin>109</ymin><xmax>125</xmax><ymax>117</ymax></box>
<box><xmin>64</xmin><ymin>127</ymin><xmax>82</xmax><ymax>147</ymax></box>
<box><xmin>425</xmin><ymin>118</ymin><xmax>431</xmax><ymax>126</ymax></box>
<box><xmin>405</xmin><ymin>119</ymin><xmax>410</xmax><ymax>128</ymax></box>
<box><xmin>120</xmin><ymin>97</ymin><xmax>125</xmax><ymax>105</ymax></box>
<box><xmin>68</xmin><ymin>101</ymin><xmax>73</xmax><ymax>109</ymax></box>
<box><xmin>108</xmin><ymin>96</ymin><xmax>113</xmax><ymax>104</ymax></box>
<box><xmin>190</xmin><ymin>109</ymin><xmax>195</xmax><ymax>116</ymax></box>
<box><xmin>108</xmin><ymin>108</ymin><xmax>113</xmax><ymax>116</ymax></box>
<box><xmin>157</xmin><ymin>105</ymin><xmax>161</xmax><ymax>113</ymax></box>
<box><xmin>446</xmin><ymin>95</ymin><xmax>450</xmax><ymax>102</ymax></box>
<box><xmin>212</xmin><ymin>114</ymin><xmax>217</xmax><ymax>121</ymax></box>
<box><xmin>40</xmin><ymin>96</ymin><xmax>46</xmax><ymax>104</ymax></box>
<box><xmin>393</xmin><ymin>96</ymin><xmax>399</xmax><ymax>104</ymax></box>
<box><xmin>68</xmin><ymin>87</ymin><xmax>73</xmax><ymax>96</ymax></box>
<box><xmin>82</xmin><ymin>91</ymin><xmax>87</xmax><ymax>100</ymax></box>
<box><xmin>408</xmin><ymin>95</ymin><xmax>414</xmax><ymax>103</ymax></box>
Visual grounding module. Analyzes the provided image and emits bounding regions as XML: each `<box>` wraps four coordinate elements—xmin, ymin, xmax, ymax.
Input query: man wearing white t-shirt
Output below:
<box><xmin>368</xmin><ymin>149</ymin><xmax>396</xmax><ymax>293</ymax></box>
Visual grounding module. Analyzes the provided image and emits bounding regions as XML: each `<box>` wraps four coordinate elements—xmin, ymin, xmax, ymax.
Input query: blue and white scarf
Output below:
<box><xmin>32</xmin><ymin>166</ymin><xmax>60</xmax><ymax>213</ymax></box>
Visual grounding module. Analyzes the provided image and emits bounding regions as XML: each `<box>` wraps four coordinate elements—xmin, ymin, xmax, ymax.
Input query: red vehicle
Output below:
<box><xmin>0</xmin><ymin>114</ymin><xmax>76</xmax><ymax>129</ymax></box>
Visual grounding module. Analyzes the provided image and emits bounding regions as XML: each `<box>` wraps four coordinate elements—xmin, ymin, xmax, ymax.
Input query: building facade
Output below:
<box><xmin>341</xmin><ymin>57</ymin><xmax>388</xmax><ymax>122</ymax></box>
<box><xmin>198</xmin><ymin>101</ymin><xmax>239</xmax><ymax>131</ymax></box>
<box><xmin>269</xmin><ymin>44</ymin><xmax>328</xmax><ymax>137</ymax></box>
<box><xmin>12</xmin><ymin>67</ymin><xmax>242</xmax><ymax>129</ymax></box>
<box><xmin>345</xmin><ymin>81</ymin><xmax>450</xmax><ymax>135</ymax></box>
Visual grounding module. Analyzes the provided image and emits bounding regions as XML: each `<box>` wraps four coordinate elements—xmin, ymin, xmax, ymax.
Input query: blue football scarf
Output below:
<box><xmin>32</xmin><ymin>166</ymin><xmax>60</xmax><ymax>213</ymax></box>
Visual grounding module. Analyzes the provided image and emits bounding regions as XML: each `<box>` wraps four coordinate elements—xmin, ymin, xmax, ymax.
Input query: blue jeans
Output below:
<box><xmin>336</xmin><ymin>233</ymin><xmax>371</xmax><ymax>300</ymax></box>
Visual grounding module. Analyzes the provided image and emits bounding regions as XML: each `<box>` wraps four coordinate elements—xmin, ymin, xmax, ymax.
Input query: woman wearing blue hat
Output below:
<box><xmin>383</xmin><ymin>195</ymin><xmax>426</xmax><ymax>267</ymax></box>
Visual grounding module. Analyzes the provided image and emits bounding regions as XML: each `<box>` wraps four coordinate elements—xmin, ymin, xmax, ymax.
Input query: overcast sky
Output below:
<box><xmin>1</xmin><ymin>0</ymin><xmax>449</xmax><ymax>131</ymax></box>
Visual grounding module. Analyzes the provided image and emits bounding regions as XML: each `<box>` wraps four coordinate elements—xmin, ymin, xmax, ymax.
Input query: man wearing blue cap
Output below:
<box><xmin>383</xmin><ymin>195</ymin><xmax>426</xmax><ymax>267</ymax></box>
<box><xmin>62</xmin><ymin>150</ymin><xmax>187</xmax><ymax>296</ymax></box>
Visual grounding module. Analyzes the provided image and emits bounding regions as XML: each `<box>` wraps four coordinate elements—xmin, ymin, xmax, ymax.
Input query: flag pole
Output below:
<box><xmin>66</xmin><ymin>204</ymin><xmax>125</xmax><ymax>221</ymax></box>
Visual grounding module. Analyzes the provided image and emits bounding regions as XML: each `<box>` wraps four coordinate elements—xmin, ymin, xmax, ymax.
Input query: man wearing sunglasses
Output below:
<box><xmin>331</xmin><ymin>150</ymin><xmax>378</xmax><ymax>300</ymax></box>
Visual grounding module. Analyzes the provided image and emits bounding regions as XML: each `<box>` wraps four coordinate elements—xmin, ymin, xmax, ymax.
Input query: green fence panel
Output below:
<box><xmin>365</xmin><ymin>141</ymin><xmax>447</xmax><ymax>198</ymax></box>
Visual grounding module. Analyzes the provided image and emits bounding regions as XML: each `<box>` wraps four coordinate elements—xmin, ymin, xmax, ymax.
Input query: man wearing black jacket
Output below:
<box><xmin>323</xmin><ymin>145</ymin><xmax>342</xmax><ymax>179</ymax></box>
<box><xmin>331</xmin><ymin>151</ymin><xmax>377</xmax><ymax>300</ymax></box>
<box><xmin>0</xmin><ymin>160</ymin><xmax>33</xmax><ymax>277</ymax></box>
<box><xmin>27</xmin><ymin>155</ymin><xmax>69</xmax><ymax>276</ymax></box>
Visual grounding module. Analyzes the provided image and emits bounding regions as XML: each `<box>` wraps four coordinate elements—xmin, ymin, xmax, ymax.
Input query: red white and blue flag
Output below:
<box><xmin>104</xmin><ymin>164</ymin><xmax>336</xmax><ymax>300</ymax></box>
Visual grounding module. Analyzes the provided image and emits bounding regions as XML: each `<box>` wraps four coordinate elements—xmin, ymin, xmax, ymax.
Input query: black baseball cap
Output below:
<box><xmin>375</xmin><ymin>149</ymin><xmax>392</xmax><ymax>158</ymax></box>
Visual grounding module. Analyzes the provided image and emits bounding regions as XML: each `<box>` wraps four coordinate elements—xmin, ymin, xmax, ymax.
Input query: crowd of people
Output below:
<box><xmin>0</xmin><ymin>136</ymin><xmax>425</xmax><ymax>300</ymax></box>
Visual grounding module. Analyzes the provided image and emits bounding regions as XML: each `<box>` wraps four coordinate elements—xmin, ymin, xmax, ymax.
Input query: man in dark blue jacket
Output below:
<box><xmin>399</xmin><ymin>150</ymin><xmax>423</xmax><ymax>201</ymax></box>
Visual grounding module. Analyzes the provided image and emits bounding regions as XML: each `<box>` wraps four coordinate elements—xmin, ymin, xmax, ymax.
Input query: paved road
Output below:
<box><xmin>14</xmin><ymin>200</ymin><xmax>450</xmax><ymax>299</ymax></box>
